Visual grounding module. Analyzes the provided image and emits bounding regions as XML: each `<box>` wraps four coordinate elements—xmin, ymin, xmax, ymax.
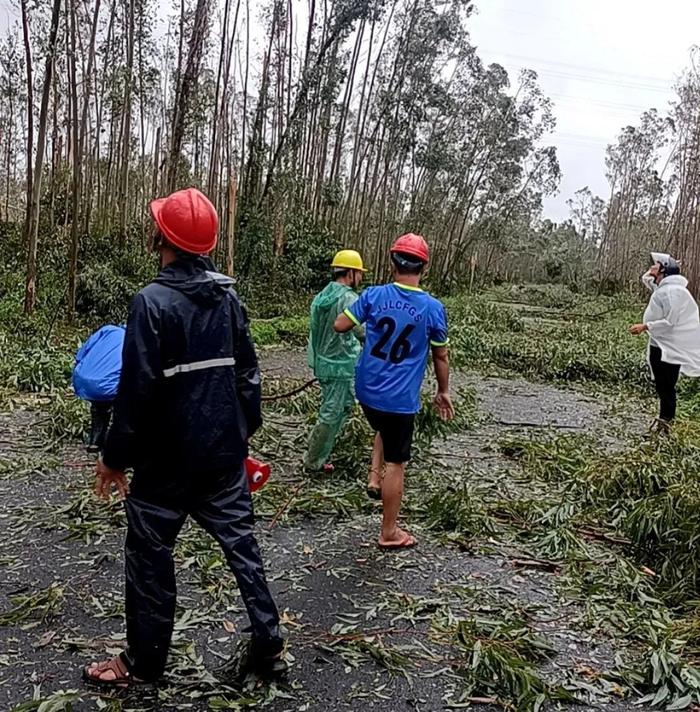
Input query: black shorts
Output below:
<box><xmin>361</xmin><ymin>404</ymin><xmax>416</xmax><ymax>464</ymax></box>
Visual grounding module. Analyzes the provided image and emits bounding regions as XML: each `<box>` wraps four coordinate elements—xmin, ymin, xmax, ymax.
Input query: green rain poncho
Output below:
<box><xmin>307</xmin><ymin>282</ymin><xmax>361</xmax><ymax>380</ymax></box>
<box><xmin>305</xmin><ymin>282</ymin><xmax>361</xmax><ymax>470</ymax></box>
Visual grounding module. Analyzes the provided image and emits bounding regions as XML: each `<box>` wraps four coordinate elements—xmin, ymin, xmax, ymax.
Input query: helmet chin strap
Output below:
<box><xmin>150</xmin><ymin>228</ymin><xmax>163</xmax><ymax>253</ymax></box>
<box><xmin>150</xmin><ymin>231</ymin><xmax>166</xmax><ymax>268</ymax></box>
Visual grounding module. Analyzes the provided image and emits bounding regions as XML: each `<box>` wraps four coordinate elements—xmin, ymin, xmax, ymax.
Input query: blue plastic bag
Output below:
<box><xmin>72</xmin><ymin>325</ymin><xmax>125</xmax><ymax>402</ymax></box>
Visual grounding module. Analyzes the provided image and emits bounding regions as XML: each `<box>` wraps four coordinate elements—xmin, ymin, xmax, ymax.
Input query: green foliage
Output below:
<box><xmin>424</xmin><ymin>483</ymin><xmax>494</xmax><ymax>538</ymax></box>
<box><xmin>237</xmin><ymin>211</ymin><xmax>340</xmax><ymax>315</ymax></box>
<box><xmin>488</xmin><ymin>323</ymin><xmax>644</xmax><ymax>384</ymax></box>
<box><xmin>414</xmin><ymin>387</ymin><xmax>478</xmax><ymax>452</ymax></box>
<box><xmin>9</xmin><ymin>692</ymin><xmax>81</xmax><ymax>712</ymax></box>
<box><xmin>446</xmin><ymin>297</ymin><xmax>525</xmax><ymax>368</ymax></box>
<box><xmin>500</xmin><ymin>432</ymin><xmax>595</xmax><ymax>483</ymax></box>
<box><xmin>619</xmin><ymin>611</ymin><xmax>700</xmax><ymax>709</ymax></box>
<box><xmin>493</xmin><ymin>425</ymin><xmax>700</xmax><ymax>706</ymax></box>
<box><xmin>503</xmin><ymin>423</ymin><xmax>700</xmax><ymax>603</ymax></box>
<box><xmin>677</xmin><ymin>378</ymin><xmax>700</xmax><ymax>420</ymax></box>
<box><xmin>264</xmin><ymin>378</ymin><xmax>321</xmax><ymax>417</ymax></box>
<box><xmin>52</xmin><ymin>485</ymin><xmax>125</xmax><ymax>544</ymax></box>
<box><xmin>76</xmin><ymin>264</ymin><xmax>141</xmax><ymax>323</ymax></box>
<box><xmin>74</xmin><ymin>235</ymin><xmax>154</xmax><ymax>323</ymax></box>
<box><xmin>490</xmin><ymin>283</ymin><xmax>579</xmax><ymax>309</ymax></box>
<box><xmin>0</xmin><ymin>339</ymin><xmax>73</xmax><ymax>393</ymax></box>
<box><xmin>0</xmin><ymin>583</ymin><xmax>64</xmax><ymax>626</ymax></box>
<box><xmin>250</xmin><ymin>316</ymin><xmax>310</xmax><ymax>348</ymax></box>
<box><xmin>329</xmin><ymin>406</ymin><xmax>375</xmax><ymax>477</ymax></box>
<box><xmin>438</xmin><ymin>613</ymin><xmax>575</xmax><ymax>709</ymax></box>
<box><xmin>447</xmin><ymin>288</ymin><xmax>648</xmax><ymax>386</ymax></box>
<box><xmin>45</xmin><ymin>392</ymin><xmax>89</xmax><ymax>444</ymax></box>
<box><xmin>280</xmin><ymin>214</ymin><xmax>342</xmax><ymax>292</ymax></box>
<box><xmin>588</xmin><ymin>424</ymin><xmax>700</xmax><ymax>602</ymax></box>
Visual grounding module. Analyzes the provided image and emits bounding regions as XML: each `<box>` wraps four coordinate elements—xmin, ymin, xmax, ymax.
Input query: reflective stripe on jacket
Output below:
<box><xmin>102</xmin><ymin>256</ymin><xmax>261</xmax><ymax>478</ymax></box>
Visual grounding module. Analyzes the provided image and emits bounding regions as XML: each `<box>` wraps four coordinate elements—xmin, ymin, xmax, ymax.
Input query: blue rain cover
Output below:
<box><xmin>72</xmin><ymin>325</ymin><xmax>126</xmax><ymax>402</ymax></box>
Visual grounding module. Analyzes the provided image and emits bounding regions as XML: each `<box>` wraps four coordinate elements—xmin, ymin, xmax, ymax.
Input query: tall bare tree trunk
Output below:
<box><xmin>167</xmin><ymin>0</ymin><xmax>211</xmax><ymax>191</ymax></box>
<box><xmin>226</xmin><ymin>173</ymin><xmax>237</xmax><ymax>274</ymax></box>
<box><xmin>20</xmin><ymin>0</ymin><xmax>34</xmax><ymax>246</ymax></box>
<box><xmin>23</xmin><ymin>0</ymin><xmax>61</xmax><ymax>314</ymax></box>
<box><xmin>119</xmin><ymin>0</ymin><xmax>135</xmax><ymax>242</ymax></box>
<box><xmin>239</xmin><ymin>0</ymin><xmax>250</xmax><ymax>183</ymax></box>
<box><xmin>68</xmin><ymin>0</ymin><xmax>101</xmax><ymax>317</ymax></box>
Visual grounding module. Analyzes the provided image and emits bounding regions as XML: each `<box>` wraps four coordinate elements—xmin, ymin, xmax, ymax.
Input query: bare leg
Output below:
<box><xmin>368</xmin><ymin>433</ymin><xmax>384</xmax><ymax>490</ymax></box>
<box><xmin>379</xmin><ymin>462</ymin><xmax>413</xmax><ymax>544</ymax></box>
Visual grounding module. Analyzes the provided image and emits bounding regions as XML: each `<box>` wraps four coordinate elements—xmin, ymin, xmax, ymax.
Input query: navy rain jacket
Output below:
<box><xmin>102</xmin><ymin>256</ymin><xmax>261</xmax><ymax>489</ymax></box>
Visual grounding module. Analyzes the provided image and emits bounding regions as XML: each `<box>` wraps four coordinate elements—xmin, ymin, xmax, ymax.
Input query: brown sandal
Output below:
<box><xmin>82</xmin><ymin>652</ymin><xmax>148</xmax><ymax>689</ymax></box>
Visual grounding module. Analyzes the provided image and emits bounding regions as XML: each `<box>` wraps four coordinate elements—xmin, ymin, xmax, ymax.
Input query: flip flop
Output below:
<box><xmin>378</xmin><ymin>533</ymin><xmax>417</xmax><ymax>550</ymax></box>
<box><xmin>366</xmin><ymin>486</ymin><xmax>382</xmax><ymax>500</ymax></box>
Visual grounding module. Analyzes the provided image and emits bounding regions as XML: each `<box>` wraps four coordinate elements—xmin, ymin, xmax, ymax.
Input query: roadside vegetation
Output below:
<box><xmin>4</xmin><ymin>0</ymin><xmax>700</xmax><ymax>705</ymax></box>
<box><xmin>6</xmin><ymin>275</ymin><xmax>700</xmax><ymax>710</ymax></box>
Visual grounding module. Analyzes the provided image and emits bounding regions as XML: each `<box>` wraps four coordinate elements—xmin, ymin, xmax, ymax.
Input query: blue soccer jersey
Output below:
<box><xmin>345</xmin><ymin>283</ymin><xmax>449</xmax><ymax>414</ymax></box>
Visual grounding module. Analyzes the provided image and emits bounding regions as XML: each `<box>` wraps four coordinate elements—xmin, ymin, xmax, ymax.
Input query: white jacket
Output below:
<box><xmin>643</xmin><ymin>275</ymin><xmax>700</xmax><ymax>376</ymax></box>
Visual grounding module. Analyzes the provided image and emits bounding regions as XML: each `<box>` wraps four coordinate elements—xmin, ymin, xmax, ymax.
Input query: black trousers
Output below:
<box><xmin>649</xmin><ymin>345</ymin><xmax>681</xmax><ymax>421</ymax></box>
<box><xmin>124</xmin><ymin>466</ymin><xmax>281</xmax><ymax>681</ymax></box>
<box><xmin>88</xmin><ymin>401</ymin><xmax>113</xmax><ymax>451</ymax></box>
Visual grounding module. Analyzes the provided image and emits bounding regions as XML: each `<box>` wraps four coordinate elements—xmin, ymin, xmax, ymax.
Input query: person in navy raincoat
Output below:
<box><xmin>83</xmin><ymin>188</ymin><xmax>284</xmax><ymax>688</ymax></box>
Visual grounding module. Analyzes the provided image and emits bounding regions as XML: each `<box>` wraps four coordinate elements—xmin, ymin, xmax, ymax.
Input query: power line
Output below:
<box><xmin>548</xmin><ymin>92</ymin><xmax>662</xmax><ymax>114</ymax></box>
<box><xmin>532</xmin><ymin>67</ymin><xmax>672</xmax><ymax>94</ymax></box>
<box><xmin>477</xmin><ymin>49</ymin><xmax>673</xmax><ymax>86</ymax></box>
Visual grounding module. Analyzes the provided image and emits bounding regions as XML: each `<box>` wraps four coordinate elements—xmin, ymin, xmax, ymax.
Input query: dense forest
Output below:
<box><xmin>2</xmin><ymin>0</ymin><xmax>700</xmax><ymax>322</ymax></box>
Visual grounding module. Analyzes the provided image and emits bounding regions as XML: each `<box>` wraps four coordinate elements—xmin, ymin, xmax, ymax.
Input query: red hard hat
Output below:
<box><xmin>390</xmin><ymin>233</ymin><xmax>429</xmax><ymax>263</ymax></box>
<box><xmin>150</xmin><ymin>188</ymin><xmax>219</xmax><ymax>254</ymax></box>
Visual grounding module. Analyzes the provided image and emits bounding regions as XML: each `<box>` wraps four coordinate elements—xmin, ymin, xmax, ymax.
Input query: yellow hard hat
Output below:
<box><xmin>331</xmin><ymin>249</ymin><xmax>367</xmax><ymax>272</ymax></box>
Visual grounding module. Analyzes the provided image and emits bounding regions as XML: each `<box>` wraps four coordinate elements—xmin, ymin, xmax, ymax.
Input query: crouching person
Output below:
<box><xmin>72</xmin><ymin>324</ymin><xmax>125</xmax><ymax>454</ymax></box>
<box><xmin>83</xmin><ymin>188</ymin><xmax>285</xmax><ymax>688</ymax></box>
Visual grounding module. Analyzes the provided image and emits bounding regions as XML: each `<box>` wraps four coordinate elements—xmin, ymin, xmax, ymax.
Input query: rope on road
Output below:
<box><xmin>261</xmin><ymin>378</ymin><xmax>318</xmax><ymax>402</ymax></box>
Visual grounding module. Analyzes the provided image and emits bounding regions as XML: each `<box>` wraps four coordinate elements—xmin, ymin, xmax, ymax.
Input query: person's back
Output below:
<box><xmin>308</xmin><ymin>281</ymin><xmax>361</xmax><ymax>379</ymax></box>
<box><xmin>336</xmin><ymin>234</ymin><xmax>453</xmax><ymax>550</ymax></box>
<box><xmin>351</xmin><ymin>282</ymin><xmax>447</xmax><ymax>414</ymax></box>
<box><xmin>649</xmin><ymin>276</ymin><xmax>700</xmax><ymax>331</ymax></box>
<box><xmin>73</xmin><ymin>325</ymin><xmax>125</xmax><ymax>453</ymax></box>
<box><xmin>110</xmin><ymin>256</ymin><xmax>258</xmax><ymax>495</ymax></box>
<box><xmin>304</xmin><ymin>250</ymin><xmax>365</xmax><ymax>472</ymax></box>
<box><xmin>86</xmin><ymin>188</ymin><xmax>283</xmax><ymax>690</ymax></box>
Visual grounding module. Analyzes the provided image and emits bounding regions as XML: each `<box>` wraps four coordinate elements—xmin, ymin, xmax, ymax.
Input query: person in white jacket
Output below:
<box><xmin>630</xmin><ymin>252</ymin><xmax>700</xmax><ymax>429</ymax></box>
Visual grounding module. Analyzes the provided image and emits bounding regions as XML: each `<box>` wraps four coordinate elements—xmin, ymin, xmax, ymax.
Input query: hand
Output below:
<box><xmin>630</xmin><ymin>323</ymin><xmax>648</xmax><ymax>336</ymax></box>
<box><xmin>95</xmin><ymin>457</ymin><xmax>130</xmax><ymax>501</ymax></box>
<box><xmin>433</xmin><ymin>391</ymin><xmax>455</xmax><ymax>422</ymax></box>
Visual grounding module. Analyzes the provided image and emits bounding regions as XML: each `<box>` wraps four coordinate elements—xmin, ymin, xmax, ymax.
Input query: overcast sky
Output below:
<box><xmin>6</xmin><ymin>0</ymin><xmax>699</xmax><ymax>225</ymax></box>
<box><xmin>469</xmin><ymin>0</ymin><xmax>700</xmax><ymax>222</ymax></box>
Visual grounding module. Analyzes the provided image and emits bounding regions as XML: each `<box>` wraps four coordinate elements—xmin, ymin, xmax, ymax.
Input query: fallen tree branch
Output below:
<box><xmin>577</xmin><ymin>526</ymin><xmax>631</xmax><ymax>546</ymax></box>
<box><xmin>495</xmin><ymin>419</ymin><xmax>582</xmax><ymax>429</ymax></box>
<box><xmin>268</xmin><ymin>481</ymin><xmax>306</xmax><ymax>530</ymax></box>
<box><xmin>465</xmin><ymin>698</ymin><xmax>499</xmax><ymax>706</ymax></box>
<box><xmin>261</xmin><ymin>378</ymin><xmax>318</xmax><ymax>402</ymax></box>
<box><xmin>510</xmin><ymin>557</ymin><xmax>561</xmax><ymax>573</ymax></box>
